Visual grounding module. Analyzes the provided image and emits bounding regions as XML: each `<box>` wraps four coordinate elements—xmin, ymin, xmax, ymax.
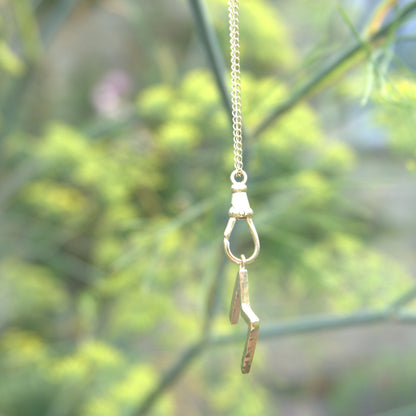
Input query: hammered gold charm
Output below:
<box><xmin>229</xmin><ymin>258</ymin><xmax>260</xmax><ymax>374</ymax></box>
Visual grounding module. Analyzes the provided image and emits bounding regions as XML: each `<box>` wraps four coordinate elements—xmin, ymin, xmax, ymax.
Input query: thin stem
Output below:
<box><xmin>133</xmin><ymin>285</ymin><xmax>416</xmax><ymax>415</ymax></box>
<box><xmin>395</xmin><ymin>311</ymin><xmax>416</xmax><ymax>324</ymax></box>
<box><xmin>211</xmin><ymin>310</ymin><xmax>390</xmax><ymax>345</ymax></box>
<box><xmin>372</xmin><ymin>402</ymin><xmax>416</xmax><ymax>416</ymax></box>
<box><xmin>187</xmin><ymin>0</ymin><xmax>249</xmax><ymax>153</ymax></box>
<box><xmin>38</xmin><ymin>0</ymin><xmax>80</xmax><ymax>45</ymax></box>
<box><xmin>390</xmin><ymin>286</ymin><xmax>416</xmax><ymax>311</ymax></box>
<box><xmin>187</xmin><ymin>0</ymin><xmax>232</xmax><ymax>123</ymax></box>
<box><xmin>134</xmin><ymin>340</ymin><xmax>206</xmax><ymax>416</ymax></box>
<box><xmin>252</xmin><ymin>0</ymin><xmax>416</xmax><ymax>138</ymax></box>
<box><xmin>133</xmin><ymin>246</ymin><xmax>228</xmax><ymax>416</ymax></box>
<box><xmin>202</xmin><ymin>247</ymin><xmax>228</xmax><ymax>335</ymax></box>
<box><xmin>0</xmin><ymin>0</ymin><xmax>80</xmax><ymax>138</ymax></box>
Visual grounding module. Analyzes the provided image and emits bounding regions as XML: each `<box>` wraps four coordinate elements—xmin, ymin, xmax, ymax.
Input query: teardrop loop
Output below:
<box><xmin>224</xmin><ymin>216</ymin><xmax>260</xmax><ymax>265</ymax></box>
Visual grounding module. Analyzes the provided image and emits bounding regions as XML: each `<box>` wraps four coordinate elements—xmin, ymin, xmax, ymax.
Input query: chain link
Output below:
<box><xmin>228</xmin><ymin>0</ymin><xmax>243</xmax><ymax>176</ymax></box>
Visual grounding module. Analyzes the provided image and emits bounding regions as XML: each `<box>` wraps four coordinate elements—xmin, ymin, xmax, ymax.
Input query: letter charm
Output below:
<box><xmin>229</xmin><ymin>261</ymin><xmax>260</xmax><ymax>374</ymax></box>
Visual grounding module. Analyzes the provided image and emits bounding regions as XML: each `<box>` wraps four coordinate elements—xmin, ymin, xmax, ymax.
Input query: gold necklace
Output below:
<box><xmin>224</xmin><ymin>0</ymin><xmax>260</xmax><ymax>374</ymax></box>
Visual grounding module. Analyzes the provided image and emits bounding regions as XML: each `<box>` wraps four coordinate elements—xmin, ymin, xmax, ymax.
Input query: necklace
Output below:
<box><xmin>224</xmin><ymin>0</ymin><xmax>260</xmax><ymax>374</ymax></box>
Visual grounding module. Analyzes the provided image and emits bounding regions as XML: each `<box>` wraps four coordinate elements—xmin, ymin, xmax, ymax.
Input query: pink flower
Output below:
<box><xmin>91</xmin><ymin>70</ymin><xmax>132</xmax><ymax>118</ymax></box>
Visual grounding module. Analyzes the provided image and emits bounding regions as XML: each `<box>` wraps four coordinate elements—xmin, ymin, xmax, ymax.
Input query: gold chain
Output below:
<box><xmin>228</xmin><ymin>0</ymin><xmax>243</xmax><ymax>176</ymax></box>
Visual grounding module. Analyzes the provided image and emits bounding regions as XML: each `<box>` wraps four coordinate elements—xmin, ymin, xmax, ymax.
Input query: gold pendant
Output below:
<box><xmin>224</xmin><ymin>170</ymin><xmax>260</xmax><ymax>373</ymax></box>
<box><xmin>230</xmin><ymin>264</ymin><xmax>260</xmax><ymax>374</ymax></box>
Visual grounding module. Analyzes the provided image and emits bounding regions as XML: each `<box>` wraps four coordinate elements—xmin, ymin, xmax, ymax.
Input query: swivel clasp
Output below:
<box><xmin>224</xmin><ymin>170</ymin><xmax>260</xmax><ymax>265</ymax></box>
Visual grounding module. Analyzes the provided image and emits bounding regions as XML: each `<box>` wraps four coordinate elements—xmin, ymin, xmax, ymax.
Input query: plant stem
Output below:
<box><xmin>134</xmin><ymin>285</ymin><xmax>416</xmax><ymax>414</ymax></box>
<box><xmin>133</xmin><ymin>242</ymin><xmax>227</xmax><ymax>415</ymax></box>
<box><xmin>0</xmin><ymin>0</ymin><xmax>80</xmax><ymax>138</ymax></box>
<box><xmin>372</xmin><ymin>402</ymin><xmax>416</xmax><ymax>416</ymax></box>
<box><xmin>390</xmin><ymin>286</ymin><xmax>416</xmax><ymax>311</ymax></box>
<box><xmin>187</xmin><ymin>0</ymin><xmax>232</xmax><ymax>123</ymax></box>
<box><xmin>211</xmin><ymin>310</ymin><xmax>389</xmax><ymax>345</ymax></box>
<box><xmin>134</xmin><ymin>340</ymin><xmax>207</xmax><ymax>415</ymax></box>
<box><xmin>252</xmin><ymin>0</ymin><xmax>416</xmax><ymax>138</ymax></box>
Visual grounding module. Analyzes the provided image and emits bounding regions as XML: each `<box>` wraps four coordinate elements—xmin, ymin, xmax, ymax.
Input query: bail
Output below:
<box><xmin>224</xmin><ymin>170</ymin><xmax>260</xmax><ymax>265</ymax></box>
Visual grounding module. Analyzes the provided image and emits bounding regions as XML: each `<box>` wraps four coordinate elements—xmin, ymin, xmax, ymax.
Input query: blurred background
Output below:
<box><xmin>1</xmin><ymin>0</ymin><xmax>416</xmax><ymax>415</ymax></box>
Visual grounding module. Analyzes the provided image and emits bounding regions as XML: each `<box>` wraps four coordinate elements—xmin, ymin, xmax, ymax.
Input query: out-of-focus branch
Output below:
<box><xmin>135</xmin><ymin>281</ymin><xmax>416</xmax><ymax>415</ymax></box>
<box><xmin>372</xmin><ymin>402</ymin><xmax>416</xmax><ymax>416</ymax></box>
<box><xmin>211</xmin><ymin>310</ymin><xmax>389</xmax><ymax>345</ymax></box>
<box><xmin>252</xmin><ymin>0</ymin><xmax>416</xmax><ymax>138</ymax></box>
<box><xmin>212</xmin><ymin>285</ymin><xmax>416</xmax><ymax>346</ymax></box>
<box><xmin>390</xmin><ymin>286</ymin><xmax>416</xmax><ymax>311</ymax></box>
<box><xmin>188</xmin><ymin>0</ymin><xmax>232</xmax><ymax>123</ymax></box>
<box><xmin>134</xmin><ymin>339</ymin><xmax>207</xmax><ymax>416</ymax></box>
<box><xmin>188</xmin><ymin>0</ymin><xmax>250</xmax><ymax>144</ymax></box>
<box><xmin>133</xmin><ymin>246</ymin><xmax>228</xmax><ymax>416</ymax></box>
<box><xmin>1</xmin><ymin>0</ymin><xmax>80</xmax><ymax>137</ymax></box>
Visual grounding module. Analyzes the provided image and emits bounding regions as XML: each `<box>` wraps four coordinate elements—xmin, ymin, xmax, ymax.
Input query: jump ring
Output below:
<box><xmin>230</xmin><ymin>169</ymin><xmax>247</xmax><ymax>184</ymax></box>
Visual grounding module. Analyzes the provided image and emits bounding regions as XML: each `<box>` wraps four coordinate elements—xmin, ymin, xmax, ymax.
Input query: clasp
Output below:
<box><xmin>224</xmin><ymin>170</ymin><xmax>260</xmax><ymax>265</ymax></box>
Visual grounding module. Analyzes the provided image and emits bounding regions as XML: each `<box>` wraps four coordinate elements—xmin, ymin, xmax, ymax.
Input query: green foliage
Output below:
<box><xmin>374</xmin><ymin>78</ymin><xmax>416</xmax><ymax>154</ymax></box>
<box><xmin>291</xmin><ymin>235</ymin><xmax>412</xmax><ymax>313</ymax></box>
<box><xmin>0</xmin><ymin>331</ymin><xmax>173</xmax><ymax>416</ymax></box>
<box><xmin>0</xmin><ymin>259</ymin><xmax>69</xmax><ymax>328</ymax></box>
<box><xmin>1</xmin><ymin>0</ymin><xmax>416</xmax><ymax>415</ymax></box>
<box><xmin>0</xmin><ymin>41</ymin><xmax>24</xmax><ymax>75</ymax></box>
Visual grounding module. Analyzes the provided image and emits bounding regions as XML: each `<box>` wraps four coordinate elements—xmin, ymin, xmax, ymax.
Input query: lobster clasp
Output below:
<box><xmin>224</xmin><ymin>170</ymin><xmax>260</xmax><ymax>265</ymax></box>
